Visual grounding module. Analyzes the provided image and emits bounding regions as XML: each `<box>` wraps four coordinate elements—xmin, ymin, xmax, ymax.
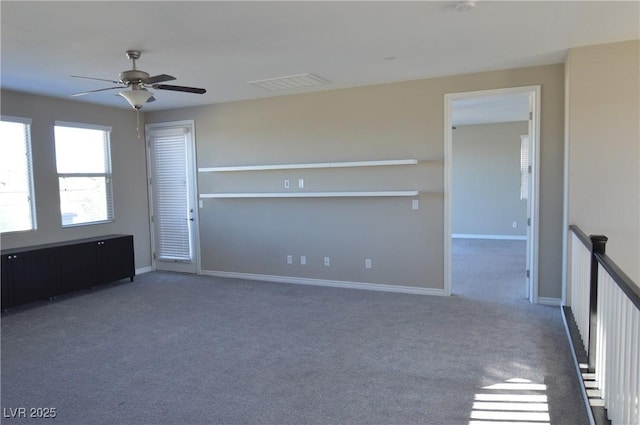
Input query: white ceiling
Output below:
<box><xmin>1</xmin><ymin>1</ymin><xmax>638</xmax><ymax>112</ymax></box>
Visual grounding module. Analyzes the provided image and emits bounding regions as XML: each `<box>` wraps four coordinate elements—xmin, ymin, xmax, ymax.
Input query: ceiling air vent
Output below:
<box><xmin>248</xmin><ymin>73</ymin><xmax>329</xmax><ymax>91</ymax></box>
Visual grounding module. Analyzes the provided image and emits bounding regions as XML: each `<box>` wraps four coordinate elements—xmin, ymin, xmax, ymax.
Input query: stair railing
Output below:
<box><xmin>566</xmin><ymin>224</ymin><xmax>639</xmax><ymax>425</ymax></box>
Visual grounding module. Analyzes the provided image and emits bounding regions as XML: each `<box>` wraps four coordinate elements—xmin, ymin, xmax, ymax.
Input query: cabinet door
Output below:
<box><xmin>1</xmin><ymin>254</ymin><xmax>14</xmax><ymax>310</ymax></box>
<box><xmin>57</xmin><ymin>242</ymin><xmax>99</xmax><ymax>293</ymax></box>
<box><xmin>98</xmin><ymin>236</ymin><xmax>135</xmax><ymax>284</ymax></box>
<box><xmin>8</xmin><ymin>249</ymin><xmax>58</xmax><ymax>306</ymax></box>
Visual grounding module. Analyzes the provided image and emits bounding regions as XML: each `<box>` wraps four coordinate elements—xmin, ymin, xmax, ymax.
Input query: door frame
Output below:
<box><xmin>145</xmin><ymin>119</ymin><xmax>201</xmax><ymax>273</ymax></box>
<box><xmin>444</xmin><ymin>85</ymin><xmax>541</xmax><ymax>303</ymax></box>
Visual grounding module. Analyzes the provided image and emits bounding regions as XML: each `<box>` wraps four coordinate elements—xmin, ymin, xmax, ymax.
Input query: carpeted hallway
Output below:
<box><xmin>1</xmin><ymin>239</ymin><xmax>587</xmax><ymax>424</ymax></box>
<box><xmin>452</xmin><ymin>238</ymin><xmax>529</xmax><ymax>302</ymax></box>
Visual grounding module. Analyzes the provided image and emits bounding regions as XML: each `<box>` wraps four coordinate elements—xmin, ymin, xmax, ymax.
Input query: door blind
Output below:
<box><xmin>520</xmin><ymin>135</ymin><xmax>529</xmax><ymax>201</ymax></box>
<box><xmin>148</xmin><ymin>127</ymin><xmax>192</xmax><ymax>261</ymax></box>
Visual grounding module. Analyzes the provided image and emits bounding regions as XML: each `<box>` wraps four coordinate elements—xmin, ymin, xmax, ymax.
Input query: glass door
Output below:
<box><xmin>146</xmin><ymin>121</ymin><xmax>198</xmax><ymax>273</ymax></box>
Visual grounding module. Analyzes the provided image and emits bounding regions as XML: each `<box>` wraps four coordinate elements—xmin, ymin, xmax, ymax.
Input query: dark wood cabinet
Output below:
<box><xmin>5</xmin><ymin>249</ymin><xmax>59</xmax><ymax>307</ymax></box>
<box><xmin>1</xmin><ymin>257</ymin><xmax>10</xmax><ymax>311</ymax></box>
<box><xmin>1</xmin><ymin>235</ymin><xmax>134</xmax><ymax>311</ymax></box>
<box><xmin>57</xmin><ymin>241</ymin><xmax>100</xmax><ymax>294</ymax></box>
<box><xmin>98</xmin><ymin>236</ymin><xmax>135</xmax><ymax>285</ymax></box>
<box><xmin>2</xmin><ymin>248</ymin><xmax>58</xmax><ymax>309</ymax></box>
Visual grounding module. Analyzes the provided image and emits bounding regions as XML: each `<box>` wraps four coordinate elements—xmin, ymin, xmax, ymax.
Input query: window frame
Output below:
<box><xmin>54</xmin><ymin>121</ymin><xmax>115</xmax><ymax>228</ymax></box>
<box><xmin>0</xmin><ymin>115</ymin><xmax>37</xmax><ymax>234</ymax></box>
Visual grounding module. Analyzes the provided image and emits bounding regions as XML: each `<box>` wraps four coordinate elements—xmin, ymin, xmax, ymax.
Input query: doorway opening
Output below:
<box><xmin>444</xmin><ymin>86</ymin><xmax>540</xmax><ymax>303</ymax></box>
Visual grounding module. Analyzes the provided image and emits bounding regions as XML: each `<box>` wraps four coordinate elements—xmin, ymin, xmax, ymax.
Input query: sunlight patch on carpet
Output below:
<box><xmin>469</xmin><ymin>378</ymin><xmax>550</xmax><ymax>425</ymax></box>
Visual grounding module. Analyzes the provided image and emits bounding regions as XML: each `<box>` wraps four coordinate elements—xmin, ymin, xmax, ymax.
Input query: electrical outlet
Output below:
<box><xmin>298</xmin><ymin>178</ymin><xmax>304</xmax><ymax>189</ymax></box>
<box><xmin>284</xmin><ymin>179</ymin><xmax>290</xmax><ymax>189</ymax></box>
<box><xmin>512</xmin><ymin>221</ymin><xmax>518</xmax><ymax>228</ymax></box>
<box><xmin>365</xmin><ymin>258</ymin><xmax>372</xmax><ymax>269</ymax></box>
<box><xmin>324</xmin><ymin>257</ymin><xmax>330</xmax><ymax>266</ymax></box>
<box><xmin>412</xmin><ymin>200</ymin><xmax>419</xmax><ymax>210</ymax></box>
<box><xmin>300</xmin><ymin>255</ymin><xmax>306</xmax><ymax>265</ymax></box>
<box><xmin>198</xmin><ymin>200</ymin><xmax>204</xmax><ymax>209</ymax></box>
<box><xmin>286</xmin><ymin>255</ymin><xmax>293</xmax><ymax>264</ymax></box>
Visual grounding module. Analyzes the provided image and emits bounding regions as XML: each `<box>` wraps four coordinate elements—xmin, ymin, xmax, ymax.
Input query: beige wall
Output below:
<box><xmin>147</xmin><ymin>63</ymin><xmax>565</xmax><ymax>297</ymax></box>
<box><xmin>5</xmin><ymin>44</ymin><xmax>634</xmax><ymax>298</ymax></box>
<box><xmin>566</xmin><ymin>40</ymin><xmax>640</xmax><ymax>284</ymax></box>
<box><xmin>0</xmin><ymin>90</ymin><xmax>152</xmax><ymax>272</ymax></box>
<box><xmin>452</xmin><ymin>122</ymin><xmax>529</xmax><ymax>237</ymax></box>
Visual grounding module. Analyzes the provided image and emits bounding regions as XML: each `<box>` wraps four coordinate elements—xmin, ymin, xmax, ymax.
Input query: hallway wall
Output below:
<box><xmin>565</xmin><ymin>40</ymin><xmax>640</xmax><ymax>284</ymax></box>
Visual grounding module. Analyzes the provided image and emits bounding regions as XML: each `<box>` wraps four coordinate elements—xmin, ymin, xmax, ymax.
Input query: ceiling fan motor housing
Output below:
<box><xmin>119</xmin><ymin>70</ymin><xmax>150</xmax><ymax>85</ymax></box>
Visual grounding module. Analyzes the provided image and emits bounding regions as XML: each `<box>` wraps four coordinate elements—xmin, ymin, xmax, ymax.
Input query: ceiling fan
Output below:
<box><xmin>71</xmin><ymin>50</ymin><xmax>206</xmax><ymax>109</ymax></box>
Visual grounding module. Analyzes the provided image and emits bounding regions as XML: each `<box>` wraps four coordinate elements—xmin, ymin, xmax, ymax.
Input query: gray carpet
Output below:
<box><xmin>452</xmin><ymin>238</ymin><xmax>529</xmax><ymax>302</ymax></box>
<box><xmin>1</xmin><ymin>239</ymin><xmax>588</xmax><ymax>424</ymax></box>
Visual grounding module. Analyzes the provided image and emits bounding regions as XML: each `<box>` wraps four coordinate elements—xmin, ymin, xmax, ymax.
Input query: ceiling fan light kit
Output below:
<box><xmin>119</xmin><ymin>89</ymin><xmax>154</xmax><ymax>110</ymax></box>
<box><xmin>71</xmin><ymin>50</ymin><xmax>206</xmax><ymax>110</ymax></box>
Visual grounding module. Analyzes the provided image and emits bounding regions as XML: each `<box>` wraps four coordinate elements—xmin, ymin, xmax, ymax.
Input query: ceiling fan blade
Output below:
<box><xmin>142</xmin><ymin>74</ymin><xmax>176</xmax><ymax>84</ymax></box>
<box><xmin>71</xmin><ymin>86</ymin><xmax>127</xmax><ymax>97</ymax></box>
<box><xmin>152</xmin><ymin>84</ymin><xmax>206</xmax><ymax>94</ymax></box>
<box><xmin>71</xmin><ymin>75</ymin><xmax>121</xmax><ymax>84</ymax></box>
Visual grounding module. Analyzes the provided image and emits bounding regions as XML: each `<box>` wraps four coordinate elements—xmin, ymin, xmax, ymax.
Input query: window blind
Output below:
<box><xmin>148</xmin><ymin>127</ymin><xmax>192</xmax><ymax>261</ymax></box>
<box><xmin>54</xmin><ymin>124</ymin><xmax>114</xmax><ymax>227</ymax></box>
<box><xmin>0</xmin><ymin>117</ymin><xmax>36</xmax><ymax>233</ymax></box>
<box><xmin>520</xmin><ymin>135</ymin><xmax>529</xmax><ymax>200</ymax></box>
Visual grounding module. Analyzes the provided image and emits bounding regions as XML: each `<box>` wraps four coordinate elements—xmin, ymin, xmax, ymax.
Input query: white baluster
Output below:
<box><xmin>621</xmin><ymin>298</ymin><xmax>633</xmax><ymax>425</ymax></box>
<box><xmin>613</xmin><ymin>286</ymin><xmax>625</xmax><ymax>424</ymax></box>
<box><xmin>596</xmin><ymin>274</ymin><xmax>605</xmax><ymax>391</ymax></box>
<box><xmin>603</xmin><ymin>273</ymin><xmax>613</xmax><ymax>415</ymax></box>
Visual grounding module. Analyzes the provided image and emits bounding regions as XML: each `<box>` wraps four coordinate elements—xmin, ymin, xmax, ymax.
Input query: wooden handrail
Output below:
<box><xmin>570</xmin><ymin>224</ymin><xmax>639</xmax><ymax>311</ymax></box>
<box><xmin>569</xmin><ymin>224</ymin><xmax>592</xmax><ymax>249</ymax></box>
<box><xmin>595</xmin><ymin>252</ymin><xmax>640</xmax><ymax>310</ymax></box>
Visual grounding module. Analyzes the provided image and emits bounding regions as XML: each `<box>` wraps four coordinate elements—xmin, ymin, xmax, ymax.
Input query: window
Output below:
<box><xmin>520</xmin><ymin>135</ymin><xmax>529</xmax><ymax>200</ymax></box>
<box><xmin>0</xmin><ymin>117</ymin><xmax>37</xmax><ymax>233</ymax></box>
<box><xmin>54</xmin><ymin>122</ymin><xmax>114</xmax><ymax>227</ymax></box>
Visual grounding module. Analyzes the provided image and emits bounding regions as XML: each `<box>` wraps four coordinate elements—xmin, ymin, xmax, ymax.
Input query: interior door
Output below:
<box><xmin>147</xmin><ymin>121</ymin><xmax>198</xmax><ymax>273</ymax></box>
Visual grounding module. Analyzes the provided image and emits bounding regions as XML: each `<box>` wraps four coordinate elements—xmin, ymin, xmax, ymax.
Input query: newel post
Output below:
<box><xmin>588</xmin><ymin>234</ymin><xmax>608</xmax><ymax>373</ymax></box>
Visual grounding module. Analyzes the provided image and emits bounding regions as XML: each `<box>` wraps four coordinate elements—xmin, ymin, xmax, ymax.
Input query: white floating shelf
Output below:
<box><xmin>200</xmin><ymin>191</ymin><xmax>419</xmax><ymax>199</ymax></box>
<box><xmin>199</xmin><ymin>159</ymin><xmax>418</xmax><ymax>173</ymax></box>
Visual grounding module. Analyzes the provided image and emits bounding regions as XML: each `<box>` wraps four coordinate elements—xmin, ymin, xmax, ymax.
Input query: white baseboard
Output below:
<box><xmin>452</xmin><ymin>233</ymin><xmax>527</xmax><ymax>241</ymax></box>
<box><xmin>199</xmin><ymin>270</ymin><xmax>447</xmax><ymax>297</ymax></box>
<box><xmin>135</xmin><ymin>266</ymin><xmax>153</xmax><ymax>275</ymax></box>
<box><xmin>537</xmin><ymin>297</ymin><xmax>561</xmax><ymax>306</ymax></box>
